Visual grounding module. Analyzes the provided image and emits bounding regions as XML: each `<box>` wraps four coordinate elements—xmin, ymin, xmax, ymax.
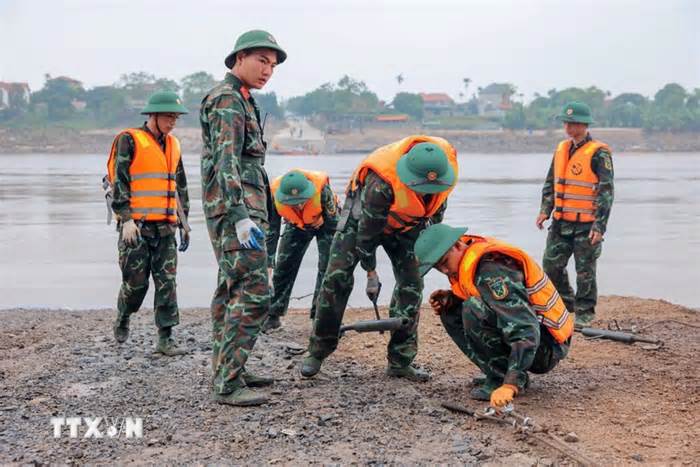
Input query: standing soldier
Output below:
<box><xmin>263</xmin><ymin>169</ymin><xmax>340</xmax><ymax>331</ymax></box>
<box><xmin>301</xmin><ymin>136</ymin><xmax>459</xmax><ymax>381</ymax></box>
<box><xmin>536</xmin><ymin>102</ymin><xmax>614</xmax><ymax>326</ymax></box>
<box><xmin>414</xmin><ymin>224</ymin><xmax>572</xmax><ymax>407</ymax></box>
<box><xmin>200</xmin><ymin>30</ymin><xmax>286</xmax><ymax>406</ymax></box>
<box><xmin>107</xmin><ymin>90</ymin><xmax>190</xmax><ymax>356</ymax></box>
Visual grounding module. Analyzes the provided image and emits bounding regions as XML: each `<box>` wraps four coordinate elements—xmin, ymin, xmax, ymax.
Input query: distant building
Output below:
<box><xmin>477</xmin><ymin>83</ymin><xmax>514</xmax><ymax>117</ymax></box>
<box><xmin>375</xmin><ymin>114</ymin><xmax>410</xmax><ymax>125</ymax></box>
<box><xmin>420</xmin><ymin>93</ymin><xmax>455</xmax><ymax>117</ymax></box>
<box><xmin>0</xmin><ymin>82</ymin><xmax>30</xmax><ymax>109</ymax></box>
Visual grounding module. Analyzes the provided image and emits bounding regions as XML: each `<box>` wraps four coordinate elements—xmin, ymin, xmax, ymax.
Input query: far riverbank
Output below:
<box><xmin>1</xmin><ymin>125</ymin><xmax>698</xmax><ymax>154</ymax></box>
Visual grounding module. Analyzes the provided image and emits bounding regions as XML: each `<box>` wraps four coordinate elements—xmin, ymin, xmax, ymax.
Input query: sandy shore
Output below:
<box><xmin>0</xmin><ymin>296</ymin><xmax>698</xmax><ymax>464</ymax></box>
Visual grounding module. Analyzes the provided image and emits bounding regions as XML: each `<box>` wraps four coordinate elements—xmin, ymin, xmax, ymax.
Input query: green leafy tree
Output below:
<box><xmin>391</xmin><ymin>92</ymin><xmax>423</xmax><ymax>119</ymax></box>
<box><xmin>503</xmin><ymin>102</ymin><xmax>526</xmax><ymax>129</ymax></box>
<box><xmin>253</xmin><ymin>92</ymin><xmax>283</xmax><ymax>119</ymax></box>
<box><xmin>85</xmin><ymin>85</ymin><xmax>130</xmax><ymax>126</ymax></box>
<box><xmin>287</xmin><ymin>76</ymin><xmax>380</xmax><ymax>117</ymax></box>
<box><xmin>179</xmin><ymin>71</ymin><xmax>216</xmax><ymax>125</ymax></box>
<box><xmin>31</xmin><ymin>75</ymin><xmax>86</xmax><ymax>121</ymax></box>
<box><xmin>653</xmin><ymin>83</ymin><xmax>687</xmax><ymax>109</ymax></box>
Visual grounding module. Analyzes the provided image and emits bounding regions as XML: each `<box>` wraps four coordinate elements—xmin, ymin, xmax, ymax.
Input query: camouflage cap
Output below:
<box><xmin>414</xmin><ymin>223</ymin><xmax>468</xmax><ymax>276</ymax></box>
<box><xmin>396</xmin><ymin>143</ymin><xmax>455</xmax><ymax>194</ymax></box>
<box><xmin>225</xmin><ymin>29</ymin><xmax>287</xmax><ymax>68</ymax></box>
<box><xmin>556</xmin><ymin>101</ymin><xmax>594</xmax><ymax>124</ymax></box>
<box><xmin>276</xmin><ymin>170</ymin><xmax>315</xmax><ymax>205</ymax></box>
<box><xmin>140</xmin><ymin>90</ymin><xmax>188</xmax><ymax>115</ymax></box>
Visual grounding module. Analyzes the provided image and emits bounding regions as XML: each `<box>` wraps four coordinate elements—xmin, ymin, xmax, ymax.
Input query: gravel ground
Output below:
<box><xmin>0</xmin><ymin>295</ymin><xmax>698</xmax><ymax>465</ymax></box>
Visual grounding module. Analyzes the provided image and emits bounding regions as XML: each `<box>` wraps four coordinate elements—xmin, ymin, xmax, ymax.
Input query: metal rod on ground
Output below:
<box><xmin>574</xmin><ymin>326</ymin><xmax>662</xmax><ymax>345</ymax></box>
<box><xmin>442</xmin><ymin>401</ymin><xmax>598</xmax><ymax>467</ymax></box>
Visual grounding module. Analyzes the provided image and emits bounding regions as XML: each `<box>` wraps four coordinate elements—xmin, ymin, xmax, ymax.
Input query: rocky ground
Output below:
<box><xmin>0</xmin><ymin>296</ymin><xmax>698</xmax><ymax>465</ymax></box>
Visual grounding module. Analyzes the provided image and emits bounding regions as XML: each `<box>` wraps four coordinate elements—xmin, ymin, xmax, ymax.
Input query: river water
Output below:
<box><xmin>0</xmin><ymin>152</ymin><xmax>698</xmax><ymax>310</ymax></box>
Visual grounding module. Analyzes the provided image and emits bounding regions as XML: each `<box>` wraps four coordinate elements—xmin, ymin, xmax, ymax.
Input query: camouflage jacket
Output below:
<box><xmin>540</xmin><ymin>133</ymin><xmax>614</xmax><ymax>235</ymax></box>
<box><xmin>470</xmin><ymin>253</ymin><xmax>570</xmax><ymax>388</ymax></box>
<box><xmin>266</xmin><ymin>183</ymin><xmax>340</xmax><ymax>268</ymax></box>
<box><xmin>200</xmin><ymin>73</ymin><xmax>270</xmax><ymax>226</ymax></box>
<box><xmin>111</xmin><ymin>123</ymin><xmax>189</xmax><ymax>237</ymax></box>
<box><xmin>357</xmin><ymin>172</ymin><xmax>446</xmax><ymax>272</ymax></box>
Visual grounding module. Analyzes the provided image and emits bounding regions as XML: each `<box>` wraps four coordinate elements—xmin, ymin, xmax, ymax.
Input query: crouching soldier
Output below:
<box><xmin>414</xmin><ymin>223</ymin><xmax>572</xmax><ymax>408</ymax></box>
<box><xmin>107</xmin><ymin>90</ymin><xmax>191</xmax><ymax>356</ymax></box>
<box><xmin>301</xmin><ymin>136</ymin><xmax>459</xmax><ymax>381</ymax></box>
<box><xmin>263</xmin><ymin>169</ymin><xmax>340</xmax><ymax>331</ymax></box>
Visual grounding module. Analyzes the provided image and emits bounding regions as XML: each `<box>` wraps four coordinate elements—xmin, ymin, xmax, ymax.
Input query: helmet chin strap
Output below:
<box><xmin>154</xmin><ymin>114</ymin><xmax>163</xmax><ymax>137</ymax></box>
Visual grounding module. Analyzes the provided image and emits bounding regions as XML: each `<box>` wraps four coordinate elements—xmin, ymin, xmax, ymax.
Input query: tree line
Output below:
<box><xmin>2</xmin><ymin>72</ymin><xmax>698</xmax><ymax>132</ymax></box>
<box><xmin>0</xmin><ymin>72</ymin><xmax>282</xmax><ymax>128</ymax></box>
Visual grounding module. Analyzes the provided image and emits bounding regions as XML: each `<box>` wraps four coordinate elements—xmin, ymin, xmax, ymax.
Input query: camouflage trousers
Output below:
<box><xmin>542</xmin><ymin>223</ymin><xmax>603</xmax><ymax>315</ymax></box>
<box><xmin>440</xmin><ymin>299</ymin><xmax>561</xmax><ymax>388</ymax></box>
<box><xmin>307</xmin><ymin>218</ymin><xmax>423</xmax><ymax>368</ymax></box>
<box><xmin>270</xmin><ymin>223</ymin><xmax>334</xmax><ymax>319</ymax></box>
<box><xmin>206</xmin><ymin>215</ymin><xmax>270</xmax><ymax>395</ymax></box>
<box><xmin>116</xmin><ymin>226</ymin><xmax>179</xmax><ymax>336</ymax></box>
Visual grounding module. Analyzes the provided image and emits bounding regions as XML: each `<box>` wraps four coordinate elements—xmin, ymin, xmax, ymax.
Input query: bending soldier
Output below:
<box><xmin>301</xmin><ymin>136</ymin><xmax>459</xmax><ymax>381</ymax></box>
<box><xmin>264</xmin><ymin>169</ymin><xmax>340</xmax><ymax>331</ymax></box>
<box><xmin>415</xmin><ymin>223</ymin><xmax>572</xmax><ymax>408</ymax></box>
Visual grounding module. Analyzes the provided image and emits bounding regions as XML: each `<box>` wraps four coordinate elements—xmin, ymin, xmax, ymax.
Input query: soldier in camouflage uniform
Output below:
<box><xmin>301</xmin><ymin>137</ymin><xmax>459</xmax><ymax>381</ymax></box>
<box><xmin>109</xmin><ymin>90</ymin><xmax>190</xmax><ymax>356</ymax></box>
<box><xmin>536</xmin><ymin>102</ymin><xmax>614</xmax><ymax>326</ymax></box>
<box><xmin>415</xmin><ymin>224</ymin><xmax>571</xmax><ymax>407</ymax></box>
<box><xmin>263</xmin><ymin>169</ymin><xmax>340</xmax><ymax>331</ymax></box>
<box><xmin>200</xmin><ymin>30</ymin><xmax>286</xmax><ymax>406</ymax></box>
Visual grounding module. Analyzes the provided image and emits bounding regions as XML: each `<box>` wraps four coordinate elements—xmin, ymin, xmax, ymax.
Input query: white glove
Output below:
<box><xmin>121</xmin><ymin>219</ymin><xmax>141</xmax><ymax>247</ymax></box>
<box><xmin>235</xmin><ymin>218</ymin><xmax>264</xmax><ymax>250</ymax></box>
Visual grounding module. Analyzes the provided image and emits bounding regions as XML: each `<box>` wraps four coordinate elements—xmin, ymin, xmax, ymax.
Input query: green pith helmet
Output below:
<box><xmin>396</xmin><ymin>143</ymin><xmax>455</xmax><ymax>194</ymax></box>
<box><xmin>140</xmin><ymin>90</ymin><xmax>189</xmax><ymax>115</ymax></box>
<box><xmin>225</xmin><ymin>29</ymin><xmax>287</xmax><ymax>68</ymax></box>
<box><xmin>555</xmin><ymin>101</ymin><xmax>594</xmax><ymax>124</ymax></box>
<box><xmin>276</xmin><ymin>170</ymin><xmax>315</xmax><ymax>205</ymax></box>
<box><xmin>414</xmin><ymin>223</ymin><xmax>468</xmax><ymax>276</ymax></box>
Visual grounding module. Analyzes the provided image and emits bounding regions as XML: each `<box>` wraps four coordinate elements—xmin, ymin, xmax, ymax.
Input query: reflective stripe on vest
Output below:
<box><xmin>348</xmin><ymin>135</ymin><xmax>458</xmax><ymax>234</ymax></box>
<box><xmin>131</xmin><ymin>208</ymin><xmax>176</xmax><ymax>216</ymax></box>
<box><xmin>271</xmin><ymin>169</ymin><xmax>332</xmax><ymax>230</ymax></box>
<box><xmin>130</xmin><ymin>172</ymin><xmax>176</xmax><ymax>181</ymax></box>
<box><xmin>106</xmin><ymin>128</ymin><xmax>181</xmax><ymax>223</ymax></box>
<box><xmin>450</xmin><ymin>235</ymin><xmax>573</xmax><ymax>343</ymax></box>
<box><xmin>552</xmin><ymin>139</ymin><xmax>609</xmax><ymax>223</ymax></box>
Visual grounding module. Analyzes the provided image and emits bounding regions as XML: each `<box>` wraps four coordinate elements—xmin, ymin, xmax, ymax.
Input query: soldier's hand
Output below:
<box><xmin>235</xmin><ymin>218</ymin><xmax>265</xmax><ymax>250</ymax></box>
<box><xmin>588</xmin><ymin>229</ymin><xmax>603</xmax><ymax>245</ymax></box>
<box><xmin>308</xmin><ymin>217</ymin><xmax>324</xmax><ymax>229</ymax></box>
<box><xmin>429</xmin><ymin>289</ymin><xmax>453</xmax><ymax>315</ymax></box>
<box><xmin>121</xmin><ymin>219</ymin><xmax>141</xmax><ymax>247</ymax></box>
<box><xmin>535</xmin><ymin>213</ymin><xmax>548</xmax><ymax>230</ymax></box>
<box><xmin>178</xmin><ymin>228</ymin><xmax>190</xmax><ymax>252</ymax></box>
<box><xmin>366</xmin><ymin>271</ymin><xmax>381</xmax><ymax>302</ymax></box>
<box><xmin>490</xmin><ymin>384</ymin><xmax>518</xmax><ymax>409</ymax></box>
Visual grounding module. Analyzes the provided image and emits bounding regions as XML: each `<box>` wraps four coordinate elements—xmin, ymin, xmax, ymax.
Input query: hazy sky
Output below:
<box><xmin>1</xmin><ymin>0</ymin><xmax>697</xmax><ymax>102</ymax></box>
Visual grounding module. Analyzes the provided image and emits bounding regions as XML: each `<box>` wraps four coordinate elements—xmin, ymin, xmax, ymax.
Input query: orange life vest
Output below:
<box><xmin>107</xmin><ymin>128</ymin><xmax>180</xmax><ymax>223</ymax></box>
<box><xmin>449</xmin><ymin>235</ymin><xmax>573</xmax><ymax>344</ymax></box>
<box><xmin>552</xmin><ymin>139</ymin><xmax>610</xmax><ymax>223</ymax></box>
<box><xmin>348</xmin><ymin>135</ymin><xmax>458</xmax><ymax>234</ymax></box>
<box><xmin>271</xmin><ymin>169</ymin><xmax>334</xmax><ymax>230</ymax></box>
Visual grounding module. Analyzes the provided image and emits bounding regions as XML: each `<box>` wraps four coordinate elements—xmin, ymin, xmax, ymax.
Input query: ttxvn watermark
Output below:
<box><xmin>51</xmin><ymin>417</ymin><xmax>143</xmax><ymax>439</ymax></box>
